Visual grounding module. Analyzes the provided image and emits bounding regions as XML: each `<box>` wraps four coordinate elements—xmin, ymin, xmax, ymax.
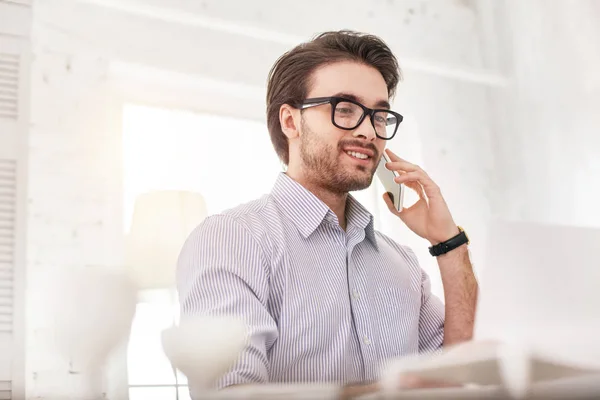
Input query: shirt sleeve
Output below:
<box><xmin>417</xmin><ymin>268</ymin><xmax>445</xmax><ymax>352</ymax></box>
<box><xmin>176</xmin><ymin>214</ymin><xmax>278</xmax><ymax>389</ymax></box>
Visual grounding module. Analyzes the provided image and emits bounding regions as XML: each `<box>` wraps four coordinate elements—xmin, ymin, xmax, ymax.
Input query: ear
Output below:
<box><xmin>279</xmin><ymin>104</ymin><xmax>301</xmax><ymax>139</ymax></box>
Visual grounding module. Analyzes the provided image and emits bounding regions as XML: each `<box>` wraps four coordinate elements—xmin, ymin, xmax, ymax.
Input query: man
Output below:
<box><xmin>177</xmin><ymin>30</ymin><xmax>478</xmax><ymax>395</ymax></box>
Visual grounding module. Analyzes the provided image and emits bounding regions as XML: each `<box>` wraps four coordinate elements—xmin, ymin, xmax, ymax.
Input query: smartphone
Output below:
<box><xmin>375</xmin><ymin>152</ymin><xmax>404</xmax><ymax>212</ymax></box>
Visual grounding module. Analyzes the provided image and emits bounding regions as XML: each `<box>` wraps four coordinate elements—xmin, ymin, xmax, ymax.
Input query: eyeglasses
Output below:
<box><xmin>299</xmin><ymin>96</ymin><xmax>403</xmax><ymax>140</ymax></box>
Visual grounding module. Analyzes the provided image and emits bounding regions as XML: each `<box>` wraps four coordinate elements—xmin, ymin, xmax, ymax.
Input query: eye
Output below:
<box><xmin>374</xmin><ymin>115</ymin><xmax>388</xmax><ymax>127</ymax></box>
<box><xmin>335</xmin><ymin>101</ymin><xmax>360</xmax><ymax>117</ymax></box>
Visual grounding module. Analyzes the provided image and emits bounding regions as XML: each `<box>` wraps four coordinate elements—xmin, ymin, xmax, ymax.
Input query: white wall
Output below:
<box><xmin>489</xmin><ymin>0</ymin><xmax>600</xmax><ymax>227</ymax></box>
<box><xmin>25</xmin><ymin>1</ymin><xmax>497</xmax><ymax>395</ymax></box>
<box><xmin>22</xmin><ymin>0</ymin><xmax>600</xmax><ymax>397</ymax></box>
<box><xmin>0</xmin><ymin>2</ymin><xmax>33</xmax><ymax>399</ymax></box>
<box><xmin>25</xmin><ymin>49</ymin><xmax>125</xmax><ymax>398</ymax></box>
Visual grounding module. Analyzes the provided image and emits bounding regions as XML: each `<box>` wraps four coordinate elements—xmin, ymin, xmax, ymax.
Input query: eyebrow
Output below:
<box><xmin>333</xmin><ymin>92</ymin><xmax>390</xmax><ymax>109</ymax></box>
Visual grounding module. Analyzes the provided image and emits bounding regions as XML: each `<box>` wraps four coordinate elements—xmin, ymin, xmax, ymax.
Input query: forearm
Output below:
<box><xmin>437</xmin><ymin>245</ymin><xmax>478</xmax><ymax>345</ymax></box>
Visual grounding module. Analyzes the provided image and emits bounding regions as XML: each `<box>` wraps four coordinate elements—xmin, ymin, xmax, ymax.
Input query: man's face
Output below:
<box><xmin>296</xmin><ymin>61</ymin><xmax>389</xmax><ymax>194</ymax></box>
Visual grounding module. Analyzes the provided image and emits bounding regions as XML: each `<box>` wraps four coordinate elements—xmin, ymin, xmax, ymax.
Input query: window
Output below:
<box><xmin>122</xmin><ymin>103</ymin><xmax>420</xmax><ymax>395</ymax></box>
<box><xmin>127</xmin><ymin>289</ymin><xmax>190</xmax><ymax>400</ymax></box>
<box><xmin>123</xmin><ymin>103</ymin><xmax>286</xmax><ymax>396</ymax></box>
<box><xmin>122</xmin><ymin>104</ymin><xmax>284</xmax><ymax>232</ymax></box>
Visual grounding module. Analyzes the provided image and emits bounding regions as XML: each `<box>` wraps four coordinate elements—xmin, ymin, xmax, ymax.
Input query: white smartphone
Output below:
<box><xmin>375</xmin><ymin>152</ymin><xmax>404</xmax><ymax>212</ymax></box>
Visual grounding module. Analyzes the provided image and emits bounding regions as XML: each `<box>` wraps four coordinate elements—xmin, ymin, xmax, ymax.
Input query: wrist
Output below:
<box><xmin>428</xmin><ymin>225</ymin><xmax>460</xmax><ymax>246</ymax></box>
<box><xmin>428</xmin><ymin>226</ymin><xmax>469</xmax><ymax>257</ymax></box>
<box><xmin>436</xmin><ymin>243</ymin><xmax>469</xmax><ymax>259</ymax></box>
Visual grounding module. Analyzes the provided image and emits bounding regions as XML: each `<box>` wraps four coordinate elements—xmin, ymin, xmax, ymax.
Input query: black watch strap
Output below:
<box><xmin>428</xmin><ymin>226</ymin><xmax>469</xmax><ymax>257</ymax></box>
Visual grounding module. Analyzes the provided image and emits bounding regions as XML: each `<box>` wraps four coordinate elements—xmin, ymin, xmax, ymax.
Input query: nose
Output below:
<box><xmin>352</xmin><ymin>115</ymin><xmax>377</xmax><ymax>141</ymax></box>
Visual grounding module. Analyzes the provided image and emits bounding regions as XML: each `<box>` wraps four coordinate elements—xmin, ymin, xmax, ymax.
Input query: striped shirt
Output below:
<box><xmin>177</xmin><ymin>172</ymin><xmax>445</xmax><ymax>389</ymax></box>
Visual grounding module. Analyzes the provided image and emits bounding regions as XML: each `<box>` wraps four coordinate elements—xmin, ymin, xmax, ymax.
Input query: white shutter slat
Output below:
<box><xmin>0</xmin><ymin>31</ymin><xmax>26</xmax><ymax>399</ymax></box>
<box><xmin>0</xmin><ymin>287</ymin><xmax>11</xmax><ymax>302</ymax></box>
<box><xmin>0</xmin><ymin>53</ymin><xmax>18</xmax><ymax>121</ymax></box>
<box><xmin>0</xmin><ymin>306</ymin><xmax>11</xmax><ymax>318</ymax></box>
<box><xmin>0</xmin><ymin>168</ymin><xmax>16</xmax><ymax>182</ymax></box>
<box><xmin>0</xmin><ymin>220</ymin><xmax>13</xmax><ymax>230</ymax></box>
<box><xmin>0</xmin><ymin>159</ymin><xmax>14</xmax><ymax>335</ymax></box>
<box><xmin>1</xmin><ymin>7</ymin><xmax>30</xmax><ymax>394</ymax></box>
<box><xmin>0</xmin><ymin>381</ymin><xmax>10</xmax><ymax>400</ymax></box>
<box><xmin>0</xmin><ymin>315</ymin><xmax>10</xmax><ymax>331</ymax></box>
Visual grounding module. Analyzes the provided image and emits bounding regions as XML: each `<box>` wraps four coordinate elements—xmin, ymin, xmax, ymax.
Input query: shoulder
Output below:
<box><xmin>185</xmin><ymin>194</ymin><xmax>283</xmax><ymax>250</ymax></box>
<box><xmin>176</xmin><ymin>198</ymin><xmax>279</xmax><ymax>306</ymax></box>
<box><xmin>177</xmin><ymin>196</ymin><xmax>279</xmax><ymax>278</ymax></box>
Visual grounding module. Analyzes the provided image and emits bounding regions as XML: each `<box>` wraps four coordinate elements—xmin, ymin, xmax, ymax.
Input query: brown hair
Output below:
<box><xmin>266</xmin><ymin>30</ymin><xmax>401</xmax><ymax>165</ymax></box>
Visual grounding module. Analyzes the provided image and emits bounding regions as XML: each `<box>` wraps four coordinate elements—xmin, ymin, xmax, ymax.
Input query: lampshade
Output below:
<box><xmin>125</xmin><ymin>190</ymin><xmax>207</xmax><ymax>289</ymax></box>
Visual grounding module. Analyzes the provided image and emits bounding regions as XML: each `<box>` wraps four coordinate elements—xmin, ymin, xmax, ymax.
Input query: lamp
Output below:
<box><xmin>124</xmin><ymin>190</ymin><xmax>250</xmax><ymax>394</ymax></box>
<box><xmin>125</xmin><ymin>190</ymin><xmax>207</xmax><ymax>290</ymax></box>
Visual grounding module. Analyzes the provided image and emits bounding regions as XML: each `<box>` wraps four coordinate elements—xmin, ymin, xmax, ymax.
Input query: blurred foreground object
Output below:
<box><xmin>161</xmin><ymin>316</ymin><xmax>249</xmax><ymax>398</ymax></box>
<box><xmin>380</xmin><ymin>220</ymin><xmax>600</xmax><ymax>399</ymax></box>
<box><xmin>33</xmin><ymin>266</ymin><xmax>137</xmax><ymax>399</ymax></box>
<box><xmin>160</xmin><ymin>317</ymin><xmax>341</xmax><ymax>399</ymax></box>
<box><xmin>125</xmin><ymin>190</ymin><xmax>207</xmax><ymax>290</ymax></box>
<box><xmin>197</xmin><ymin>383</ymin><xmax>341</xmax><ymax>399</ymax></box>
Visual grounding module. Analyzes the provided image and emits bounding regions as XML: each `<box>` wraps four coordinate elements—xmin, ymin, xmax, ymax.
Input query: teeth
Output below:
<box><xmin>346</xmin><ymin>151</ymin><xmax>369</xmax><ymax>160</ymax></box>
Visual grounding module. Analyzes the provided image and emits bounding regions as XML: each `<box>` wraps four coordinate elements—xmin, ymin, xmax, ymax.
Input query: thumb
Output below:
<box><xmin>383</xmin><ymin>192</ymin><xmax>402</xmax><ymax>216</ymax></box>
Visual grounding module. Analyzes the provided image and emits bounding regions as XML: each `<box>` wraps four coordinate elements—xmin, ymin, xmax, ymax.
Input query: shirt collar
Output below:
<box><xmin>271</xmin><ymin>173</ymin><xmax>378</xmax><ymax>247</ymax></box>
<box><xmin>346</xmin><ymin>194</ymin><xmax>378</xmax><ymax>248</ymax></box>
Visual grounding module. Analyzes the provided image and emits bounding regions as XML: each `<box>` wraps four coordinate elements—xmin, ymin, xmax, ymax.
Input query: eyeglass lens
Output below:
<box><xmin>333</xmin><ymin>101</ymin><xmax>398</xmax><ymax>139</ymax></box>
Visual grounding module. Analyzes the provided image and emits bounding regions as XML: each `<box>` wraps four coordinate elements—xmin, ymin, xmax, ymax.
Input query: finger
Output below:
<box><xmin>339</xmin><ymin>383</ymin><xmax>379</xmax><ymax>400</ymax></box>
<box><xmin>384</xmin><ymin>149</ymin><xmax>425</xmax><ymax>172</ymax></box>
<box><xmin>394</xmin><ymin>171</ymin><xmax>421</xmax><ymax>184</ymax></box>
<box><xmin>385</xmin><ymin>159</ymin><xmax>420</xmax><ymax>173</ymax></box>
<box><xmin>384</xmin><ymin>148</ymin><xmax>404</xmax><ymax>163</ymax></box>
<box><xmin>382</xmin><ymin>192</ymin><xmax>401</xmax><ymax>215</ymax></box>
<box><xmin>398</xmin><ymin>374</ymin><xmax>461</xmax><ymax>390</ymax></box>
<box><xmin>384</xmin><ymin>149</ymin><xmax>429</xmax><ymax>177</ymax></box>
<box><xmin>395</xmin><ymin>171</ymin><xmax>439</xmax><ymax>192</ymax></box>
<box><xmin>394</xmin><ymin>170</ymin><xmax>443</xmax><ymax>202</ymax></box>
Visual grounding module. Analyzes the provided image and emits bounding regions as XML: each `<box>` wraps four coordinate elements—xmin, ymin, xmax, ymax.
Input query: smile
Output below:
<box><xmin>345</xmin><ymin>150</ymin><xmax>370</xmax><ymax>160</ymax></box>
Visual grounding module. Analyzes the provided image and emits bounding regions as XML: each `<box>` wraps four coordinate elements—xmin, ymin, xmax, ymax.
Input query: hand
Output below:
<box><xmin>338</xmin><ymin>383</ymin><xmax>379</xmax><ymax>400</ymax></box>
<box><xmin>382</xmin><ymin>148</ymin><xmax>458</xmax><ymax>245</ymax></box>
<box><xmin>338</xmin><ymin>377</ymin><xmax>459</xmax><ymax>399</ymax></box>
<box><xmin>397</xmin><ymin>374</ymin><xmax>462</xmax><ymax>390</ymax></box>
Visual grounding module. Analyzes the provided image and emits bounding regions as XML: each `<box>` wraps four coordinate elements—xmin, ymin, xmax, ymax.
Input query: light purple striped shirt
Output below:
<box><xmin>177</xmin><ymin>172</ymin><xmax>445</xmax><ymax>388</ymax></box>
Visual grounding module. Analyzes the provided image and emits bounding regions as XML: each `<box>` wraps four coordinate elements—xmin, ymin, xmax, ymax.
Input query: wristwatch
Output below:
<box><xmin>428</xmin><ymin>226</ymin><xmax>469</xmax><ymax>257</ymax></box>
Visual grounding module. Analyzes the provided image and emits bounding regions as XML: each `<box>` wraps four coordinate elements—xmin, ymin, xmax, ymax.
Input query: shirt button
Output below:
<box><xmin>363</xmin><ymin>336</ymin><xmax>371</xmax><ymax>345</ymax></box>
<box><xmin>352</xmin><ymin>289</ymin><xmax>360</xmax><ymax>300</ymax></box>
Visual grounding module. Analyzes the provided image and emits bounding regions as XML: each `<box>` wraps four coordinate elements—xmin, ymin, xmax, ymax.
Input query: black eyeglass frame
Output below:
<box><xmin>298</xmin><ymin>96</ymin><xmax>403</xmax><ymax>140</ymax></box>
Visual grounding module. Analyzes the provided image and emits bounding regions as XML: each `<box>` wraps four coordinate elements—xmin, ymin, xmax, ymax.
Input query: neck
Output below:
<box><xmin>285</xmin><ymin>170</ymin><xmax>348</xmax><ymax>230</ymax></box>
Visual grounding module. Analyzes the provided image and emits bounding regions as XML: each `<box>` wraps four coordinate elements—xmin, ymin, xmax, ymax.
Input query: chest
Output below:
<box><xmin>266</xmin><ymin>229</ymin><xmax>422</xmax><ymax>349</ymax></box>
